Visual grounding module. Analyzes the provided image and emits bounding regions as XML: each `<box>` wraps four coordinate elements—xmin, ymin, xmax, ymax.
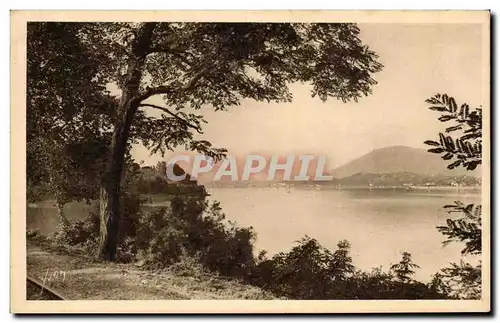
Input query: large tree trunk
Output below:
<box><xmin>56</xmin><ymin>201</ymin><xmax>69</xmax><ymax>226</ymax></box>
<box><xmin>98</xmin><ymin>116</ymin><xmax>132</xmax><ymax>260</ymax></box>
<box><xmin>98</xmin><ymin>23</ymin><xmax>157</xmax><ymax>261</ymax></box>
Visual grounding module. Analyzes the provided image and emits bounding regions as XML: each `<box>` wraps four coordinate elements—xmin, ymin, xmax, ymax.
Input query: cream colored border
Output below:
<box><xmin>10</xmin><ymin>10</ymin><xmax>491</xmax><ymax>314</ymax></box>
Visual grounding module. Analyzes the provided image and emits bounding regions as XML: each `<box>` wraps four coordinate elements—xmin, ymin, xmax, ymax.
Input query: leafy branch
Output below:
<box><xmin>139</xmin><ymin>103</ymin><xmax>204</xmax><ymax>133</ymax></box>
<box><xmin>437</xmin><ymin>201</ymin><xmax>482</xmax><ymax>255</ymax></box>
<box><xmin>424</xmin><ymin>93</ymin><xmax>482</xmax><ymax>171</ymax></box>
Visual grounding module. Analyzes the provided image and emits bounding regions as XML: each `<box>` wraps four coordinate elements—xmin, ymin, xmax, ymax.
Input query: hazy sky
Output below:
<box><xmin>132</xmin><ymin>23</ymin><xmax>484</xmax><ymax>169</ymax></box>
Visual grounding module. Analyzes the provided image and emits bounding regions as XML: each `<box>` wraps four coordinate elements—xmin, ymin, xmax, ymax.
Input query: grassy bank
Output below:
<box><xmin>26</xmin><ymin>242</ymin><xmax>276</xmax><ymax>300</ymax></box>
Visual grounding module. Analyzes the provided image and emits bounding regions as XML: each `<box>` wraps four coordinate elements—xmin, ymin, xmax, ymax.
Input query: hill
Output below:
<box><xmin>332</xmin><ymin>146</ymin><xmax>480</xmax><ymax>179</ymax></box>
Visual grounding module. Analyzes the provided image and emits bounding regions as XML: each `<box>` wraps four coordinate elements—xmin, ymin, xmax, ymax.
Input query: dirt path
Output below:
<box><xmin>27</xmin><ymin>243</ymin><xmax>274</xmax><ymax>300</ymax></box>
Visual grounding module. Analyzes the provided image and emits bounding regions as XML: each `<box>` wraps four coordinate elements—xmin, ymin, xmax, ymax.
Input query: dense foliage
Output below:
<box><xmin>424</xmin><ymin>94</ymin><xmax>483</xmax><ymax>300</ymax></box>
<box><xmin>27</xmin><ymin>22</ymin><xmax>383</xmax><ymax>260</ymax></box>
<box><xmin>32</xmin><ymin>192</ymin><xmax>450</xmax><ymax>300</ymax></box>
<box><xmin>30</xmin><ymin>93</ymin><xmax>483</xmax><ymax>300</ymax></box>
<box><xmin>26</xmin><ymin>22</ymin><xmax>484</xmax><ymax>300</ymax></box>
<box><xmin>424</xmin><ymin>93</ymin><xmax>482</xmax><ymax>171</ymax></box>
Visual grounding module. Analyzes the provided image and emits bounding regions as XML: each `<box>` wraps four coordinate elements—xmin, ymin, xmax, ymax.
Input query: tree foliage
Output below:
<box><xmin>390</xmin><ymin>252</ymin><xmax>420</xmax><ymax>283</ymax></box>
<box><xmin>27</xmin><ymin>23</ymin><xmax>116</xmax><ymax>208</ymax></box>
<box><xmin>439</xmin><ymin>261</ymin><xmax>482</xmax><ymax>299</ymax></box>
<box><xmin>27</xmin><ymin>22</ymin><xmax>384</xmax><ymax>259</ymax></box>
<box><xmin>424</xmin><ymin>93</ymin><xmax>483</xmax><ymax>299</ymax></box>
<box><xmin>424</xmin><ymin>93</ymin><xmax>482</xmax><ymax>171</ymax></box>
<box><xmin>437</xmin><ymin>201</ymin><xmax>482</xmax><ymax>255</ymax></box>
<box><xmin>253</xmin><ymin>237</ymin><xmax>356</xmax><ymax>299</ymax></box>
<box><xmin>29</xmin><ymin>22</ymin><xmax>384</xmax><ymax>161</ymax></box>
<box><xmin>118</xmin><ymin>22</ymin><xmax>384</xmax><ymax>157</ymax></box>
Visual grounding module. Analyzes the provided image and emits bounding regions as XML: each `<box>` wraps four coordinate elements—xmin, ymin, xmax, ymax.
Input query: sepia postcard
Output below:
<box><xmin>10</xmin><ymin>10</ymin><xmax>490</xmax><ymax>313</ymax></box>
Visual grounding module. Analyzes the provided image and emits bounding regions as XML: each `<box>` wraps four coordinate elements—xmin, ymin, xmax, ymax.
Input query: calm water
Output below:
<box><xmin>27</xmin><ymin>200</ymin><xmax>97</xmax><ymax>235</ymax></box>
<box><xmin>27</xmin><ymin>187</ymin><xmax>481</xmax><ymax>281</ymax></box>
<box><xmin>206</xmin><ymin>187</ymin><xmax>481</xmax><ymax>281</ymax></box>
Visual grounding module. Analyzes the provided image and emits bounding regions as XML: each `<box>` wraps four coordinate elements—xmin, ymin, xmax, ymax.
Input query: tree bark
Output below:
<box><xmin>98</xmin><ymin>23</ymin><xmax>157</xmax><ymax>261</ymax></box>
<box><xmin>56</xmin><ymin>201</ymin><xmax>69</xmax><ymax>226</ymax></box>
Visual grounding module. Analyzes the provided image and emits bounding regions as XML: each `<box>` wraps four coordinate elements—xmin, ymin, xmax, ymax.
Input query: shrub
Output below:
<box><xmin>179</xmin><ymin>198</ymin><xmax>256</xmax><ymax>278</ymax></box>
<box><xmin>45</xmin><ymin>189</ymin><xmax>144</xmax><ymax>262</ymax></box>
<box><xmin>53</xmin><ymin>212</ymin><xmax>99</xmax><ymax>246</ymax></box>
<box><xmin>134</xmin><ymin>195</ymin><xmax>257</xmax><ymax>277</ymax></box>
<box><xmin>252</xmin><ymin>237</ymin><xmax>352</xmax><ymax>299</ymax></box>
<box><xmin>26</xmin><ymin>228</ymin><xmax>50</xmax><ymax>245</ymax></box>
<box><xmin>30</xmin><ymin>185</ymin><xmax>454</xmax><ymax>300</ymax></box>
<box><xmin>135</xmin><ymin>206</ymin><xmax>186</xmax><ymax>267</ymax></box>
<box><xmin>250</xmin><ymin>237</ymin><xmax>449</xmax><ymax>300</ymax></box>
<box><xmin>433</xmin><ymin>261</ymin><xmax>481</xmax><ymax>299</ymax></box>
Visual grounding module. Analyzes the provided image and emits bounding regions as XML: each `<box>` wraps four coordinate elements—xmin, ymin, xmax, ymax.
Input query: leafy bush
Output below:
<box><xmin>53</xmin><ymin>213</ymin><xmax>99</xmax><ymax>246</ymax></box>
<box><xmin>250</xmin><ymin>237</ymin><xmax>448</xmax><ymax>300</ymax></box>
<box><xmin>432</xmin><ymin>261</ymin><xmax>481</xmax><ymax>299</ymax></box>
<box><xmin>46</xmin><ymin>189</ymin><xmax>144</xmax><ymax>261</ymax></box>
<box><xmin>178</xmin><ymin>198</ymin><xmax>256</xmax><ymax>278</ymax></box>
<box><xmin>134</xmin><ymin>195</ymin><xmax>256</xmax><ymax>277</ymax></box>
<box><xmin>251</xmin><ymin>237</ymin><xmax>355</xmax><ymax>299</ymax></box>
<box><xmin>134</xmin><ymin>206</ymin><xmax>186</xmax><ymax>267</ymax></box>
<box><xmin>26</xmin><ymin>228</ymin><xmax>50</xmax><ymax>245</ymax></box>
<box><xmin>29</xmin><ymin>183</ymin><xmax>459</xmax><ymax>300</ymax></box>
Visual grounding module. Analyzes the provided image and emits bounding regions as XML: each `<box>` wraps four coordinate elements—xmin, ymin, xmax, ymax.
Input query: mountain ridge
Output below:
<box><xmin>331</xmin><ymin>145</ymin><xmax>480</xmax><ymax>179</ymax></box>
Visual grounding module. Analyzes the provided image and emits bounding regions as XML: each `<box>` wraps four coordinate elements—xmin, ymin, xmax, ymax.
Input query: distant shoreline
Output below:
<box><xmin>203</xmin><ymin>183</ymin><xmax>481</xmax><ymax>191</ymax></box>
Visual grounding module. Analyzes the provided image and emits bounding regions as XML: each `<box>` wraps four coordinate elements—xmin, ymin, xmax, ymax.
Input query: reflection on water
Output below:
<box><xmin>27</xmin><ymin>200</ymin><xmax>96</xmax><ymax>235</ymax></box>
<box><xmin>27</xmin><ymin>187</ymin><xmax>481</xmax><ymax>281</ymax></box>
<box><xmin>206</xmin><ymin>187</ymin><xmax>481</xmax><ymax>281</ymax></box>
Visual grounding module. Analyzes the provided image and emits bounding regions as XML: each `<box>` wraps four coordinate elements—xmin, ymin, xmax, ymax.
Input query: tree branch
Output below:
<box><xmin>148</xmin><ymin>45</ymin><xmax>194</xmax><ymax>69</ymax></box>
<box><xmin>138</xmin><ymin>103</ymin><xmax>203</xmax><ymax>133</ymax></box>
<box><xmin>136</xmin><ymin>64</ymin><xmax>210</xmax><ymax>103</ymax></box>
<box><xmin>137</xmin><ymin>32</ymin><xmax>233</xmax><ymax>103</ymax></box>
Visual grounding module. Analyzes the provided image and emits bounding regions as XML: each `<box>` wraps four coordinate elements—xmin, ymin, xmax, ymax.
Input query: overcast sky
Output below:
<box><xmin>132</xmin><ymin>23</ymin><xmax>484</xmax><ymax>169</ymax></box>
